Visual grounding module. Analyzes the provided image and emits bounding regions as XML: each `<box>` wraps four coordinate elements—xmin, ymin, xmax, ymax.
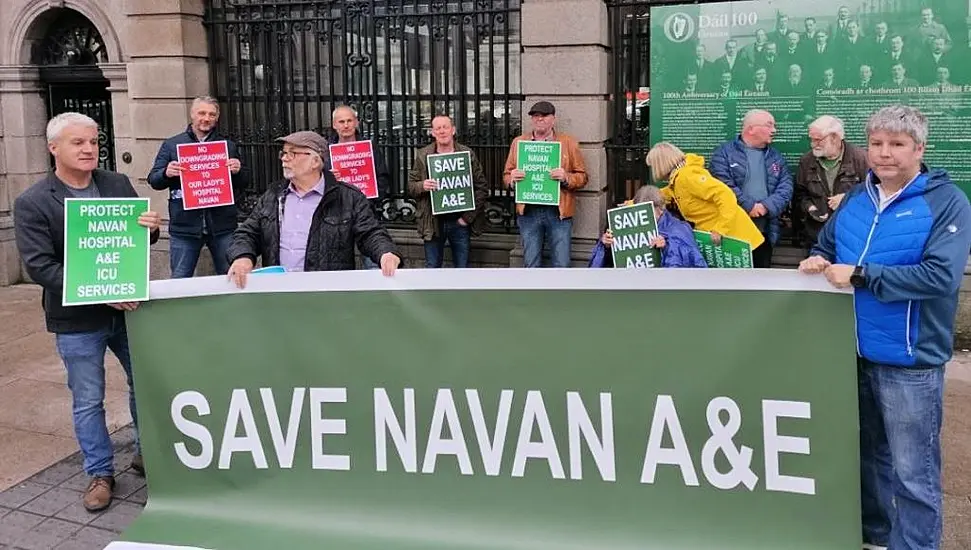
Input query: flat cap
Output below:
<box><xmin>275</xmin><ymin>130</ymin><xmax>328</xmax><ymax>155</ymax></box>
<box><xmin>528</xmin><ymin>101</ymin><xmax>556</xmax><ymax>116</ymax></box>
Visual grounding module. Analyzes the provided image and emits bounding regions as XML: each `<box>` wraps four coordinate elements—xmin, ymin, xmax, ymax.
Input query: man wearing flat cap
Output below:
<box><xmin>503</xmin><ymin>100</ymin><xmax>588</xmax><ymax>267</ymax></box>
<box><xmin>226</xmin><ymin>130</ymin><xmax>401</xmax><ymax>287</ymax></box>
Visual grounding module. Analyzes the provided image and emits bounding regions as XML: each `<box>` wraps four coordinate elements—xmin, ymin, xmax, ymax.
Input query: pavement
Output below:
<box><xmin>0</xmin><ymin>283</ymin><xmax>969</xmax><ymax>549</ymax></box>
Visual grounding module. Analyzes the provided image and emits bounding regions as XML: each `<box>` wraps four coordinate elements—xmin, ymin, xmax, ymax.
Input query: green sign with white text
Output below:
<box><xmin>115</xmin><ymin>270</ymin><xmax>861</xmax><ymax>550</ymax></box>
<box><xmin>516</xmin><ymin>140</ymin><xmax>561</xmax><ymax>206</ymax></box>
<box><xmin>607</xmin><ymin>202</ymin><xmax>662</xmax><ymax>268</ymax></box>
<box><xmin>649</xmin><ymin>1</ymin><xmax>971</xmax><ymax>196</ymax></box>
<box><xmin>694</xmin><ymin>230</ymin><xmax>754</xmax><ymax>268</ymax></box>
<box><xmin>428</xmin><ymin>151</ymin><xmax>476</xmax><ymax>215</ymax></box>
<box><xmin>63</xmin><ymin>198</ymin><xmax>150</xmax><ymax>306</ymax></box>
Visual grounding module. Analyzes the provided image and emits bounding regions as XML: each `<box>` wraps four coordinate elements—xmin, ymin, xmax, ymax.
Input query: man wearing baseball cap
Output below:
<box><xmin>226</xmin><ymin>130</ymin><xmax>401</xmax><ymax>287</ymax></box>
<box><xmin>503</xmin><ymin>100</ymin><xmax>588</xmax><ymax>267</ymax></box>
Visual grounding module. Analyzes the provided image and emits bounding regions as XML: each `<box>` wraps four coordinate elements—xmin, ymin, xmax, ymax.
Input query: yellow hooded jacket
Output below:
<box><xmin>660</xmin><ymin>153</ymin><xmax>766</xmax><ymax>249</ymax></box>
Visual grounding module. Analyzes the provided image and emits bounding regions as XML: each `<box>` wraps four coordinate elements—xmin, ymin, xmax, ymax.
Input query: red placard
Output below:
<box><xmin>329</xmin><ymin>140</ymin><xmax>378</xmax><ymax>199</ymax></box>
<box><xmin>176</xmin><ymin>140</ymin><xmax>235</xmax><ymax>210</ymax></box>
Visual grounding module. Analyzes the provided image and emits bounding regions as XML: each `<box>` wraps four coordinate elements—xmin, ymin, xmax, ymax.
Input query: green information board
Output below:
<box><xmin>428</xmin><ymin>151</ymin><xmax>476</xmax><ymax>215</ymax></box>
<box><xmin>515</xmin><ymin>140</ymin><xmax>561</xmax><ymax>206</ymax></box>
<box><xmin>607</xmin><ymin>202</ymin><xmax>662</xmax><ymax>268</ymax></box>
<box><xmin>693</xmin><ymin>230</ymin><xmax>754</xmax><ymax>268</ymax></box>
<box><xmin>63</xmin><ymin>198</ymin><xmax>150</xmax><ymax>306</ymax></box>
<box><xmin>649</xmin><ymin>1</ymin><xmax>971</xmax><ymax>196</ymax></box>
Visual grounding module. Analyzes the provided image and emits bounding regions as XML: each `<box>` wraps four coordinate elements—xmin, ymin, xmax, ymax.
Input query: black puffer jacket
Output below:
<box><xmin>226</xmin><ymin>171</ymin><xmax>400</xmax><ymax>271</ymax></box>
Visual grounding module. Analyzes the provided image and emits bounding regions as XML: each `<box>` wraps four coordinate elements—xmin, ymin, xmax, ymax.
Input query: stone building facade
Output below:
<box><xmin>0</xmin><ymin>0</ymin><xmax>612</xmax><ymax>285</ymax></box>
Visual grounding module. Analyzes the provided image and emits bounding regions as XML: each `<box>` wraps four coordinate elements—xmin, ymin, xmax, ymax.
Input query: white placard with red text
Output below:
<box><xmin>176</xmin><ymin>141</ymin><xmax>235</xmax><ymax>210</ymax></box>
<box><xmin>329</xmin><ymin>140</ymin><xmax>379</xmax><ymax>199</ymax></box>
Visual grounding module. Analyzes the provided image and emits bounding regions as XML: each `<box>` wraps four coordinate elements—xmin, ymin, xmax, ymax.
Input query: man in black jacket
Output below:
<box><xmin>147</xmin><ymin>96</ymin><xmax>247</xmax><ymax>278</ymax></box>
<box><xmin>324</xmin><ymin>104</ymin><xmax>392</xmax><ymax>269</ymax></box>
<box><xmin>226</xmin><ymin>130</ymin><xmax>400</xmax><ymax>288</ymax></box>
<box><xmin>14</xmin><ymin>112</ymin><xmax>161</xmax><ymax>512</ymax></box>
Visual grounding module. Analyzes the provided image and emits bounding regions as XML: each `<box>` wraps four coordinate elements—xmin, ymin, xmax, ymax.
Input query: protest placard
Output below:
<box><xmin>63</xmin><ymin>198</ymin><xmax>150</xmax><ymax>306</ymax></box>
<box><xmin>177</xmin><ymin>140</ymin><xmax>235</xmax><ymax>210</ymax></box>
<box><xmin>515</xmin><ymin>140</ymin><xmax>560</xmax><ymax>206</ymax></box>
<box><xmin>330</xmin><ymin>140</ymin><xmax>379</xmax><ymax>198</ymax></box>
<box><xmin>428</xmin><ymin>151</ymin><xmax>475</xmax><ymax>215</ymax></box>
<box><xmin>693</xmin><ymin>230</ymin><xmax>754</xmax><ymax>268</ymax></box>
<box><xmin>607</xmin><ymin>201</ymin><xmax>662</xmax><ymax>268</ymax></box>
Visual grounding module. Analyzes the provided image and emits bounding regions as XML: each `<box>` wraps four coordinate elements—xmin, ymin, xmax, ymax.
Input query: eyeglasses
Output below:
<box><xmin>279</xmin><ymin>150</ymin><xmax>315</xmax><ymax>160</ymax></box>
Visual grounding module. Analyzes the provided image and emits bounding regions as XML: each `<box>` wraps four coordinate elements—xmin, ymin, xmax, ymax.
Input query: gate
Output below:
<box><xmin>204</xmin><ymin>0</ymin><xmax>524</xmax><ymax>232</ymax></box>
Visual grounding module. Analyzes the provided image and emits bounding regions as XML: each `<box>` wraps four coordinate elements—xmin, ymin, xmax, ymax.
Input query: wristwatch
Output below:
<box><xmin>850</xmin><ymin>265</ymin><xmax>867</xmax><ymax>288</ymax></box>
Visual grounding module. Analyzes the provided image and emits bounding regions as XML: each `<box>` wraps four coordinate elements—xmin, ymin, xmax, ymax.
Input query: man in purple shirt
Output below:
<box><xmin>226</xmin><ymin>131</ymin><xmax>401</xmax><ymax>287</ymax></box>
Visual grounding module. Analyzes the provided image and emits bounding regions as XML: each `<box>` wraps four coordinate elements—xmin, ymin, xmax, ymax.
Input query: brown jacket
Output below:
<box><xmin>795</xmin><ymin>140</ymin><xmax>869</xmax><ymax>243</ymax></box>
<box><xmin>407</xmin><ymin>141</ymin><xmax>490</xmax><ymax>240</ymax></box>
<box><xmin>502</xmin><ymin>131</ymin><xmax>588</xmax><ymax>218</ymax></box>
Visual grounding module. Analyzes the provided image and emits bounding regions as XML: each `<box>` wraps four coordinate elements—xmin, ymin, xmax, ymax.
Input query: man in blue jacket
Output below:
<box><xmin>800</xmin><ymin>105</ymin><xmax>971</xmax><ymax>550</ymax></box>
<box><xmin>148</xmin><ymin>96</ymin><xmax>248</xmax><ymax>278</ymax></box>
<box><xmin>710</xmin><ymin>109</ymin><xmax>793</xmax><ymax>267</ymax></box>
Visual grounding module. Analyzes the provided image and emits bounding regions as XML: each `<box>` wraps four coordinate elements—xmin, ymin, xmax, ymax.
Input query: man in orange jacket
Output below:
<box><xmin>503</xmin><ymin>101</ymin><xmax>588</xmax><ymax>267</ymax></box>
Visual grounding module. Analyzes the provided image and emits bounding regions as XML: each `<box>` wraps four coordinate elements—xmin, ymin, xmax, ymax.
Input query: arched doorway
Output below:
<box><xmin>30</xmin><ymin>8</ymin><xmax>116</xmax><ymax>171</ymax></box>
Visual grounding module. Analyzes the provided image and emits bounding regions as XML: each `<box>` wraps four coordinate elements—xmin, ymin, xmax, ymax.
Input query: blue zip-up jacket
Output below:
<box><xmin>811</xmin><ymin>166</ymin><xmax>971</xmax><ymax>367</ymax></box>
<box><xmin>147</xmin><ymin>126</ymin><xmax>248</xmax><ymax>238</ymax></box>
<box><xmin>709</xmin><ymin>137</ymin><xmax>793</xmax><ymax>245</ymax></box>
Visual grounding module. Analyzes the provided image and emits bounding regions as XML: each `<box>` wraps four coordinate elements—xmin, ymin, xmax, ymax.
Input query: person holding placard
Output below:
<box><xmin>407</xmin><ymin>115</ymin><xmax>489</xmax><ymax>268</ymax></box>
<box><xmin>502</xmin><ymin>101</ymin><xmax>588</xmax><ymax>268</ymax></box>
<box><xmin>148</xmin><ymin>96</ymin><xmax>247</xmax><ymax>278</ymax></box>
<box><xmin>226</xmin><ymin>131</ymin><xmax>401</xmax><ymax>287</ymax></box>
<box><xmin>14</xmin><ymin>113</ymin><xmax>161</xmax><ymax>512</ymax></box>
<box><xmin>646</xmin><ymin>142</ymin><xmax>765</xmax><ymax>253</ymax></box>
<box><xmin>325</xmin><ymin>105</ymin><xmax>392</xmax><ymax>270</ymax></box>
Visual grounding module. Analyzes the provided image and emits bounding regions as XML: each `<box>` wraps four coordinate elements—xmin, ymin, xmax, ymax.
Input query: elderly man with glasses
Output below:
<box><xmin>226</xmin><ymin>131</ymin><xmax>401</xmax><ymax>288</ymax></box>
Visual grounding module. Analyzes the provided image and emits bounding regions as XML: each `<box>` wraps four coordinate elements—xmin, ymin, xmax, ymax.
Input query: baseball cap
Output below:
<box><xmin>275</xmin><ymin>130</ymin><xmax>328</xmax><ymax>155</ymax></box>
<box><xmin>528</xmin><ymin>101</ymin><xmax>556</xmax><ymax>116</ymax></box>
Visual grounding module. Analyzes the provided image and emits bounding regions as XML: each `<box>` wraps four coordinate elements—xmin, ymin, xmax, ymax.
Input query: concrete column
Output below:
<box><xmin>515</xmin><ymin>0</ymin><xmax>610</xmax><ymax>265</ymax></box>
<box><xmin>0</xmin><ymin>66</ymin><xmax>48</xmax><ymax>285</ymax></box>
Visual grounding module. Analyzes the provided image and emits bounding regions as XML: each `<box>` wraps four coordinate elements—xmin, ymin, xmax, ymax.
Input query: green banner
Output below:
<box><xmin>428</xmin><ymin>151</ymin><xmax>476</xmax><ymax>215</ymax></box>
<box><xmin>515</xmin><ymin>140</ymin><xmax>561</xmax><ymax>206</ymax></box>
<box><xmin>607</xmin><ymin>202</ymin><xmax>662</xmax><ymax>268</ymax></box>
<box><xmin>63</xmin><ymin>198</ymin><xmax>150</xmax><ymax>306</ymax></box>
<box><xmin>116</xmin><ymin>271</ymin><xmax>860</xmax><ymax>550</ymax></box>
<box><xmin>693</xmin><ymin>230</ymin><xmax>754</xmax><ymax>268</ymax></box>
<box><xmin>649</xmin><ymin>1</ymin><xmax>971</xmax><ymax>196</ymax></box>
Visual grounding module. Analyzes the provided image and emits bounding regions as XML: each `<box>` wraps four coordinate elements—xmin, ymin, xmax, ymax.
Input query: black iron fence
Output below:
<box><xmin>204</xmin><ymin>0</ymin><xmax>524</xmax><ymax>231</ymax></box>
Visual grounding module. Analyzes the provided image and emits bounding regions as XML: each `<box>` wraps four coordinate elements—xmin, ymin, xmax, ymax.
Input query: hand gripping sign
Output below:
<box><xmin>176</xmin><ymin>141</ymin><xmax>235</xmax><ymax>210</ymax></box>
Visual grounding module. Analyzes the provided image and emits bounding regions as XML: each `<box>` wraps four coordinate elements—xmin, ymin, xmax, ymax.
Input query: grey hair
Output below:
<box><xmin>633</xmin><ymin>184</ymin><xmax>666</xmax><ymax>210</ymax></box>
<box><xmin>46</xmin><ymin>112</ymin><xmax>98</xmax><ymax>142</ymax></box>
<box><xmin>742</xmin><ymin>109</ymin><xmax>772</xmax><ymax>130</ymax></box>
<box><xmin>332</xmin><ymin>105</ymin><xmax>358</xmax><ymax>119</ymax></box>
<box><xmin>191</xmin><ymin>96</ymin><xmax>220</xmax><ymax>112</ymax></box>
<box><xmin>809</xmin><ymin>115</ymin><xmax>845</xmax><ymax>139</ymax></box>
<box><xmin>866</xmin><ymin>104</ymin><xmax>928</xmax><ymax>146</ymax></box>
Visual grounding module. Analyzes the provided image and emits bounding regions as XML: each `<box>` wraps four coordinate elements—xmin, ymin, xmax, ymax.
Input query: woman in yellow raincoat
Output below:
<box><xmin>646</xmin><ymin>142</ymin><xmax>764</xmax><ymax>249</ymax></box>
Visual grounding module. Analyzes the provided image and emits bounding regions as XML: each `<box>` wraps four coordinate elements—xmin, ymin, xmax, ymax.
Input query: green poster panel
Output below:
<box><xmin>693</xmin><ymin>230</ymin><xmax>754</xmax><ymax>268</ymax></box>
<box><xmin>62</xmin><ymin>198</ymin><xmax>150</xmax><ymax>306</ymax></box>
<box><xmin>428</xmin><ymin>151</ymin><xmax>476</xmax><ymax>215</ymax></box>
<box><xmin>649</xmin><ymin>1</ymin><xmax>971</xmax><ymax>197</ymax></box>
<box><xmin>607</xmin><ymin>201</ymin><xmax>663</xmax><ymax>268</ymax></box>
<box><xmin>515</xmin><ymin>140</ymin><xmax>561</xmax><ymax>206</ymax></box>
<box><xmin>115</xmin><ymin>270</ymin><xmax>861</xmax><ymax>550</ymax></box>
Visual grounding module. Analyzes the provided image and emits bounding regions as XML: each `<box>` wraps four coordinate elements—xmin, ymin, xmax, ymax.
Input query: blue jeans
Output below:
<box><xmin>424</xmin><ymin>217</ymin><xmax>471</xmax><ymax>268</ymax></box>
<box><xmin>170</xmin><ymin>232</ymin><xmax>233</xmax><ymax>278</ymax></box>
<box><xmin>517</xmin><ymin>206</ymin><xmax>573</xmax><ymax>268</ymax></box>
<box><xmin>54</xmin><ymin>317</ymin><xmax>139</xmax><ymax>478</ymax></box>
<box><xmin>858</xmin><ymin>358</ymin><xmax>944</xmax><ymax>550</ymax></box>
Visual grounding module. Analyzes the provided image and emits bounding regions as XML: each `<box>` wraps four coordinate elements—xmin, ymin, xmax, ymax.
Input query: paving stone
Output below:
<box><xmin>59</xmin><ymin>474</ymin><xmax>91</xmax><ymax>494</ymax></box>
<box><xmin>123</xmin><ymin>488</ymin><xmax>146</xmax><ymax>506</ymax></box>
<box><xmin>89</xmin><ymin>502</ymin><xmax>141</xmax><ymax>533</ymax></box>
<box><xmin>110</xmin><ymin>474</ymin><xmax>144</xmax><ymax>501</ymax></box>
<box><xmin>20</xmin><ymin>488</ymin><xmax>82</xmax><ymax>517</ymax></box>
<box><xmin>0</xmin><ymin>505</ymin><xmax>11</xmax><ymax>518</ymax></box>
<box><xmin>0</xmin><ymin>482</ymin><xmax>48</xmax><ymax>509</ymax></box>
<box><xmin>30</xmin><ymin>463</ymin><xmax>84</xmax><ymax>487</ymax></box>
<box><xmin>52</xmin><ymin>526</ymin><xmax>116</xmax><ymax>550</ymax></box>
<box><xmin>52</xmin><ymin>499</ymin><xmax>102</xmax><ymax>527</ymax></box>
<box><xmin>10</xmin><ymin>518</ymin><xmax>83</xmax><ymax>550</ymax></box>
<box><xmin>0</xmin><ymin>510</ymin><xmax>45</xmax><ymax>545</ymax></box>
